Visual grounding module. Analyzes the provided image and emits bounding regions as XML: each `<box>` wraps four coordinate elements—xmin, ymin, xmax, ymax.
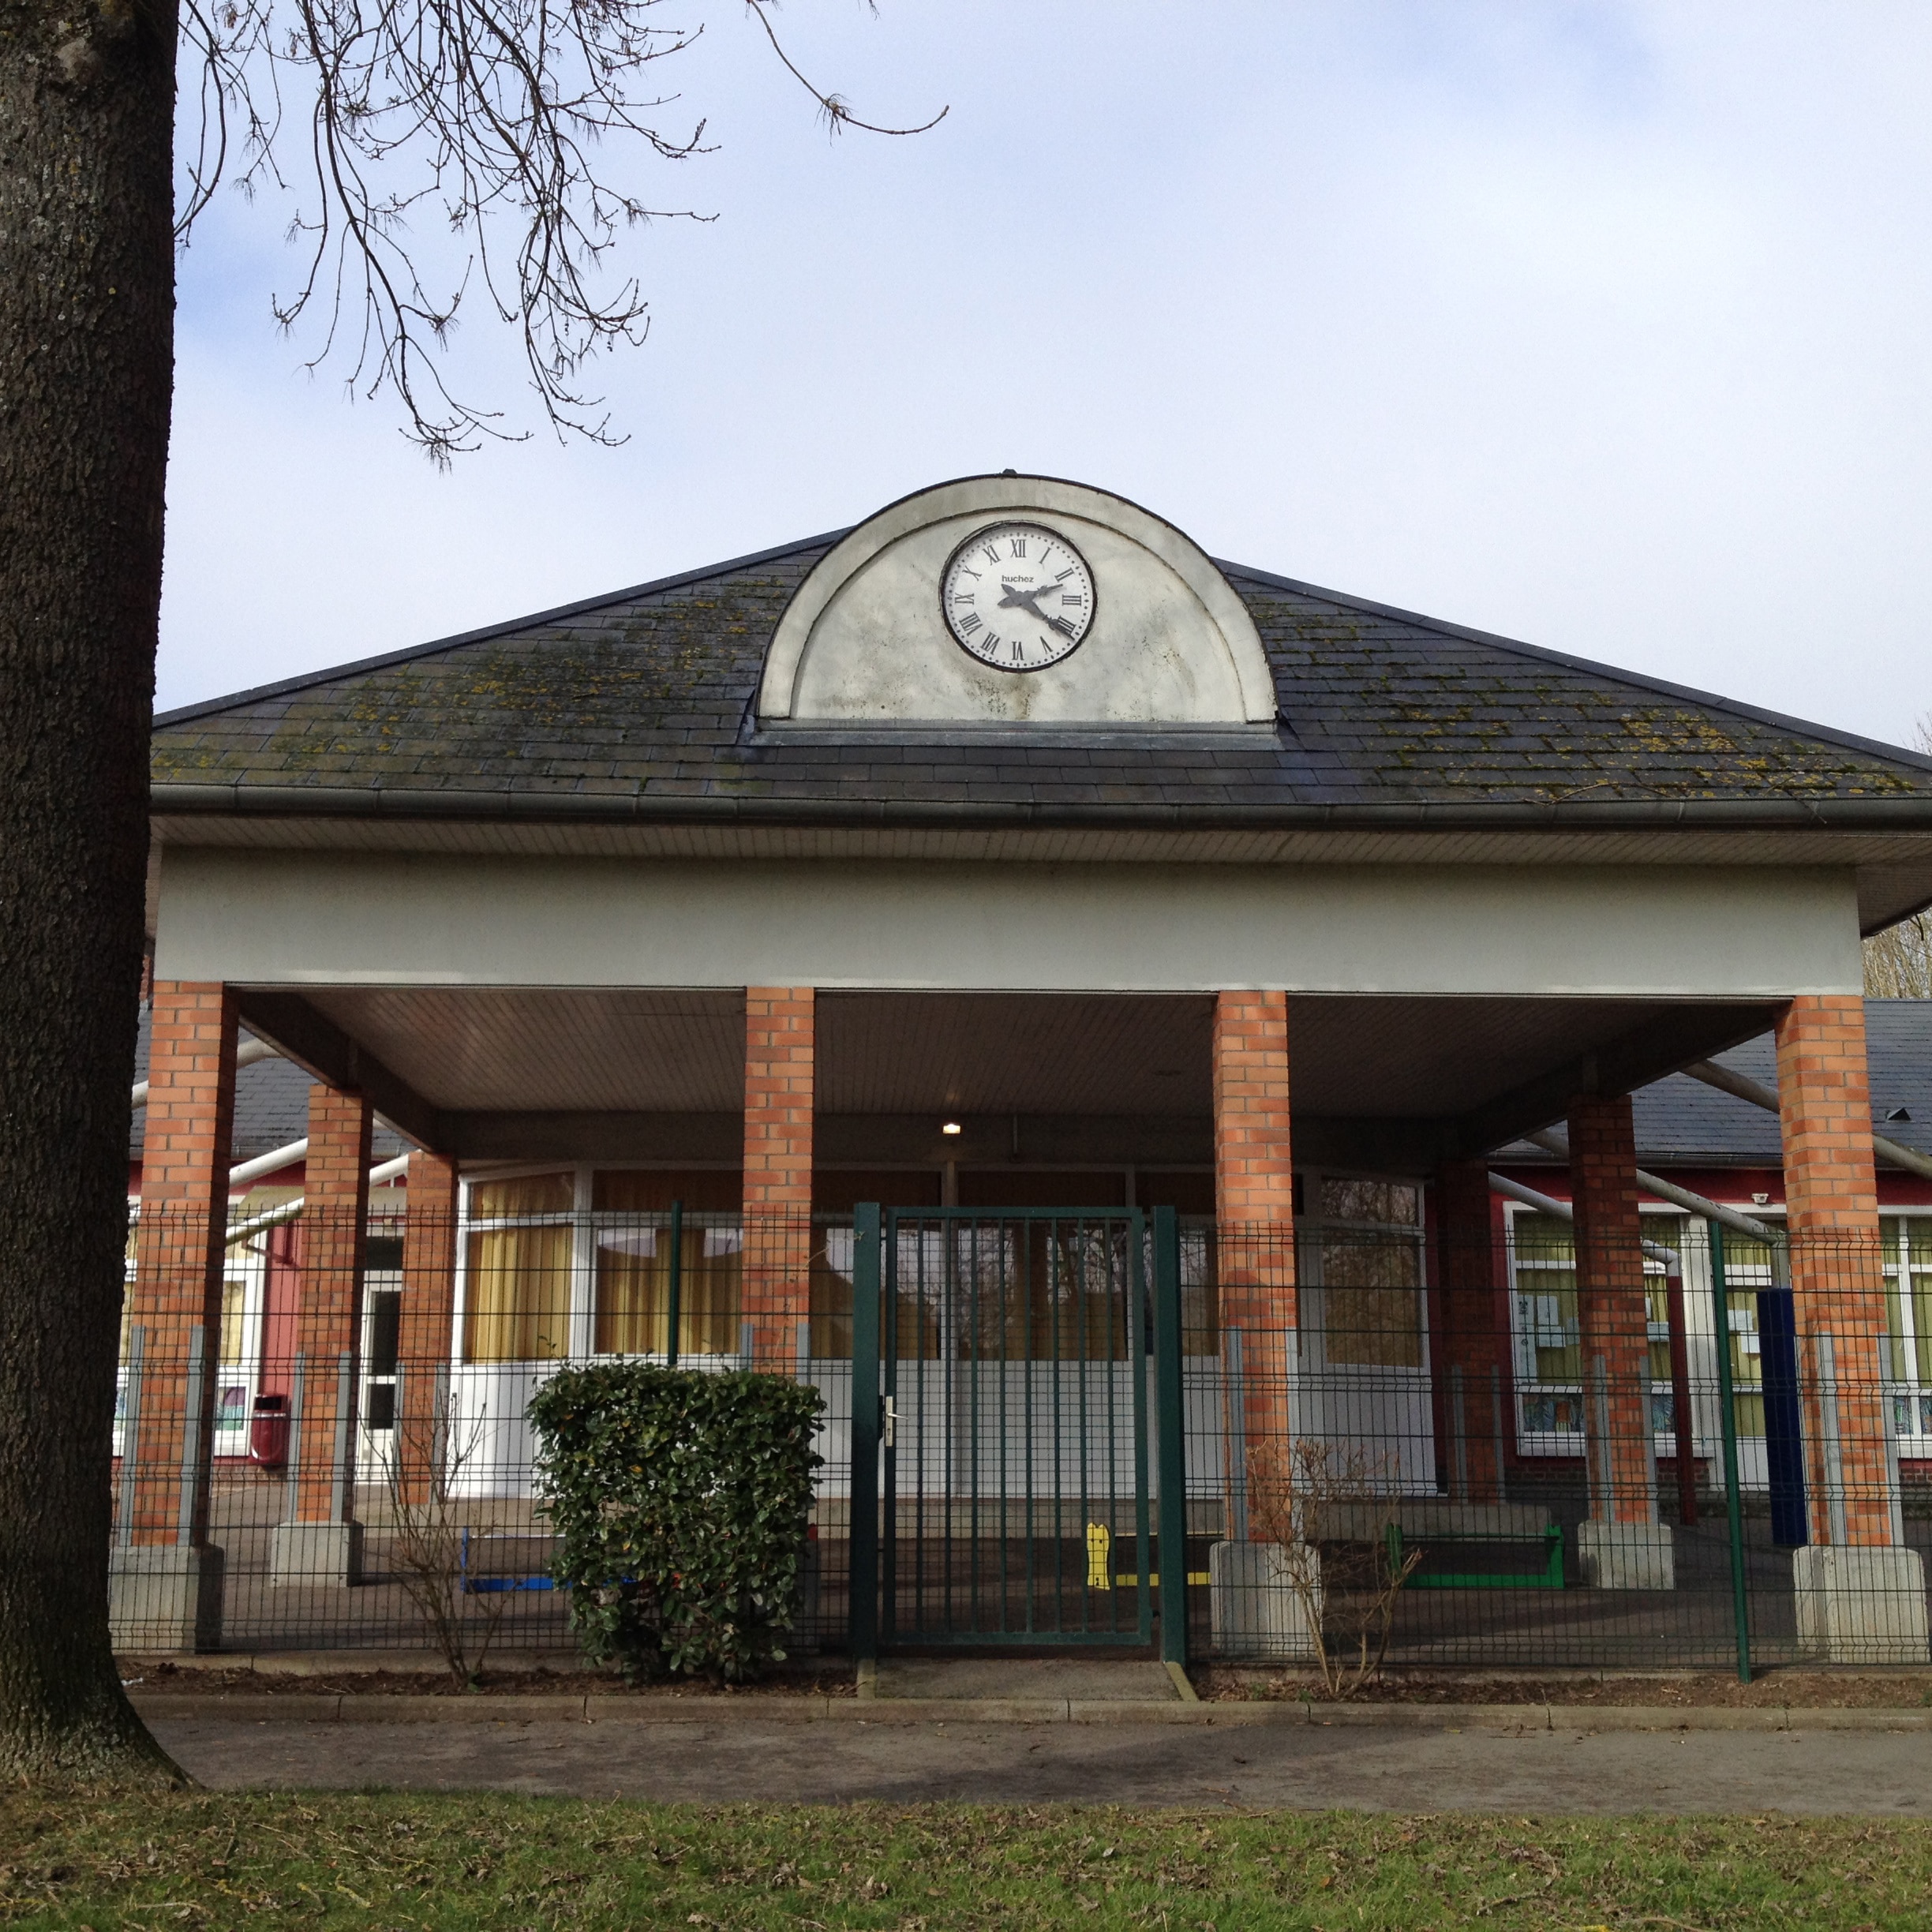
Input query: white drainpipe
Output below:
<box><xmin>1684</xmin><ymin>1058</ymin><xmax>1932</xmax><ymax>1184</ymax></box>
<box><xmin>131</xmin><ymin>1035</ymin><xmax>279</xmax><ymax>1110</ymax></box>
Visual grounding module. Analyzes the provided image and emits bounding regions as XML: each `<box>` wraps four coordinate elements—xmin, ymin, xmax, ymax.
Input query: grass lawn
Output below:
<box><xmin>2</xmin><ymin>1794</ymin><xmax>1927</xmax><ymax>1929</ymax></box>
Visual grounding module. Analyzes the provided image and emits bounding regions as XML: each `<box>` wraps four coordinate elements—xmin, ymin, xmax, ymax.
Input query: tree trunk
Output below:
<box><xmin>0</xmin><ymin>0</ymin><xmax>181</xmax><ymax>1777</ymax></box>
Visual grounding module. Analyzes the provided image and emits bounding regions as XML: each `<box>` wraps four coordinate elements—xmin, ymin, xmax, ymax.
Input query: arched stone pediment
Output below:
<box><xmin>757</xmin><ymin>474</ymin><xmax>1277</xmax><ymax>726</ymax></box>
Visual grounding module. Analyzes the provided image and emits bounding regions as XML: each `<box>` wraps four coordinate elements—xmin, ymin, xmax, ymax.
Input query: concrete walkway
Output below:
<box><xmin>151</xmin><ymin>1710</ymin><xmax>1932</xmax><ymax>1814</ymax></box>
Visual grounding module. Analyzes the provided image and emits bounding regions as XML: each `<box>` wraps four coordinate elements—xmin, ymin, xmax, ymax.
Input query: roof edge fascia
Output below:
<box><xmin>152</xmin><ymin>530</ymin><xmax>854</xmax><ymax>728</ymax></box>
<box><xmin>1220</xmin><ymin>561</ymin><xmax>1932</xmax><ymax>779</ymax></box>
<box><xmin>147</xmin><ymin>782</ymin><xmax>1932</xmax><ymax>833</ymax></box>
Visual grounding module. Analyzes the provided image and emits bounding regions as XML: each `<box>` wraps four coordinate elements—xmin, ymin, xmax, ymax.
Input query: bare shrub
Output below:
<box><xmin>379</xmin><ymin>1396</ymin><xmax>511</xmax><ymax>1687</ymax></box>
<box><xmin>1246</xmin><ymin>1436</ymin><xmax>1421</xmax><ymax>1699</ymax></box>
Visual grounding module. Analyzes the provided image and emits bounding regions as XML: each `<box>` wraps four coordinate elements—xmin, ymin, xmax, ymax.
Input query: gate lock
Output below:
<box><xmin>882</xmin><ymin>1396</ymin><xmax>898</xmax><ymax>1450</ymax></box>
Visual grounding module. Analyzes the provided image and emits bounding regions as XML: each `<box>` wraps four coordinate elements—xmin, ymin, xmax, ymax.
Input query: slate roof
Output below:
<box><xmin>1497</xmin><ymin>999</ymin><xmax>1932</xmax><ymax>1170</ymax></box>
<box><xmin>150</xmin><ymin>533</ymin><xmax>1932</xmax><ymax>821</ymax></box>
<box><xmin>130</xmin><ymin>1015</ymin><xmax>409</xmax><ymax>1165</ymax></box>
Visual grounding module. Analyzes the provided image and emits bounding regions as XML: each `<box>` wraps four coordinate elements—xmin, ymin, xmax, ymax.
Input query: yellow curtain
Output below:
<box><xmin>594</xmin><ymin>1227</ymin><xmax>740</xmax><ymax>1357</ymax></box>
<box><xmin>464</xmin><ymin>1225</ymin><xmax>572</xmax><ymax>1361</ymax></box>
<box><xmin>470</xmin><ymin>1173</ymin><xmax>575</xmax><ymax>1216</ymax></box>
<box><xmin>219</xmin><ymin>1278</ymin><xmax>247</xmax><ymax>1367</ymax></box>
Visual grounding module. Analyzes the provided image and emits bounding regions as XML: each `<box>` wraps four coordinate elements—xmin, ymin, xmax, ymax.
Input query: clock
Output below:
<box><xmin>940</xmin><ymin>522</ymin><xmax>1096</xmax><ymax>672</ymax></box>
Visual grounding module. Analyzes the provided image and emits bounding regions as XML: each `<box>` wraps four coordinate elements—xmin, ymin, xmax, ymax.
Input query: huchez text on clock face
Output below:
<box><xmin>940</xmin><ymin>522</ymin><xmax>1096</xmax><ymax>671</ymax></box>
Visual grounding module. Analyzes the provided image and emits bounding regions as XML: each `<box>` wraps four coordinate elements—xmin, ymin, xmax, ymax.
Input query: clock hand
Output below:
<box><xmin>998</xmin><ymin>582</ymin><xmax>1053</xmax><ymax>620</ymax></box>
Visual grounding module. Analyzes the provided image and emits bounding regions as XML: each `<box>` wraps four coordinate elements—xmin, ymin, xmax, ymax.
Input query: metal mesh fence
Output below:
<box><xmin>107</xmin><ymin>1200</ymin><xmax>1932</xmax><ymax>1675</ymax></box>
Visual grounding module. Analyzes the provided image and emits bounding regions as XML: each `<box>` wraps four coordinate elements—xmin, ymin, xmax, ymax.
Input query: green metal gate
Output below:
<box><xmin>848</xmin><ymin>1205</ymin><xmax>1189</xmax><ymax>1655</ymax></box>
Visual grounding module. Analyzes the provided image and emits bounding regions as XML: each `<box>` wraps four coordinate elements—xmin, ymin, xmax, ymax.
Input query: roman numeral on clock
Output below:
<box><xmin>957</xmin><ymin>612</ymin><xmax>982</xmax><ymax>635</ymax></box>
<box><xmin>1009</xmin><ymin>536</ymin><xmax>1027</xmax><ymax>558</ymax></box>
<box><xmin>1009</xmin><ymin>638</ymin><xmax>1026</xmax><ymax>662</ymax></box>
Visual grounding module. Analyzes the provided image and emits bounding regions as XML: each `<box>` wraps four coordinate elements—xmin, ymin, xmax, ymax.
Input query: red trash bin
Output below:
<box><xmin>249</xmin><ymin>1393</ymin><xmax>290</xmax><ymax>1471</ymax></box>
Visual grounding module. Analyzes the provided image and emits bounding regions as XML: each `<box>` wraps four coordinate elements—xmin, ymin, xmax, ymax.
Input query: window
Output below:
<box><xmin>1713</xmin><ymin>1226</ymin><xmax>1775</xmax><ymax>1440</ymax></box>
<box><xmin>594</xmin><ymin>1220</ymin><xmax>741</xmax><ymax>1357</ymax></box>
<box><xmin>1511</xmin><ymin>1213</ymin><xmax>1582</xmax><ymax>1438</ymax></box>
<box><xmin>1305</xmin><ymin>1174</ymin><xmax>1426</xmax><ymax>1369</ymax></box>
<box><xmin>1881</xmin><ymin>1216</ymin><xmax>1932</xmax><ymax>1441</ymax></box>
<box><xmin>1507</xmin><ymin>1208</ymin><xmax>1692</xmax><ymax>1448</ymax></box>
<box><xmin>458</xmin><ymin>1167</ymin><xmax>744</xmax><ymax>1365</ymax></box>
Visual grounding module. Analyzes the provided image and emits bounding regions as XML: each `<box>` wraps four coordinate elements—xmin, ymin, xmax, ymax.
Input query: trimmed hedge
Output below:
<box><xmin>527</xmin><ymin>1364</ymin><xmax>824</xmax><ymax>1683</ymax></box>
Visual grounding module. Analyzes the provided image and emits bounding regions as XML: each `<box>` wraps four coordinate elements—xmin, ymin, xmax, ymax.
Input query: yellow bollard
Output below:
<box><xmin>1085</xmin><ymin>1521</ymin><xmax>1112</xmax><ymax>1590</ymax></box>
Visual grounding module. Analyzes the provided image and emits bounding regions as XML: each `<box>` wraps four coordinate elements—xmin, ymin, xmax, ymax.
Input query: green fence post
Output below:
<box><xmin>1152</xmin><ymin>1206</ymin><xmax>1189</xmax><ymax>1667</ymax></box>
<box><xmin>848</xmin><ymin>1203</ymin><xmax>882</xmax><ymax>1664</ymax></box>
<box><xmin>665</xmin><ymin>1198</ymin><xmax>683</xmax><ymax>1368</ymax></box>
<box><xmin>1709</xmin><ymin>1222</ymin><xmax>1752</xmax><ymax>1684</ymax></box>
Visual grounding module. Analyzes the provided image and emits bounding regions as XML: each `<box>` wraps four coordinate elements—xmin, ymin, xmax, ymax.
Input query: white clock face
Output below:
<box><xmin>940</xmin><ymin>522</ymin><xmax>1096</xmax><ymax>672</ymax></box>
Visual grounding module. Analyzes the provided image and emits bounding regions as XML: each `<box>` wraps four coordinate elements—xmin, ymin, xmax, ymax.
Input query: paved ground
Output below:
<box><xmin>871</xmin><ymin>1657</ymin><xmax>1180</xmax><ymax>1699</ymax></box>
<box><xmin>152</xmin><ymin>1713</ymin><xmax>1932</xmax><ymax>1814</ymax></box>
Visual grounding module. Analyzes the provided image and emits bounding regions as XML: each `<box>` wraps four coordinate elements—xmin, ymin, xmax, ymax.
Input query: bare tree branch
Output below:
<box><xmin>743</xmin><ymin>0</ymin><xmax>946</xmax><ymax>137</ymax></box>
<box><xmin>173</xmin><ymin>0</ymin><xmax>945</xmax><ymax>459</ymax></box>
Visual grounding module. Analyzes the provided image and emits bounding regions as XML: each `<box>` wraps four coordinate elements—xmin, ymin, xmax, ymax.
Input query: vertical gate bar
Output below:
<box><xmin>1153</xmin><ymin>1206</ymin><xmax>1188</xmax><ymax>1667</ymax></box>
<box><xmin>941</xmin><ymin>1220</ymin><xmax>955</xmax><ymax>1635</ymax></box>
<box><xmin>284</xmin><ymin>1353</ymin><xmax>307</xmax><ymax>1526</ymax></box>
<box><xmin>1709</xmin><ymin>1225</ymin><xmax>1752</xmax><ymax>1685</ymax></box>
<box><xmin>1665</xmin><ymin>1262</ymin><xmax>1698</xmax><ymax>1526</ymax></box>
<box><xmin>969</xmin><ymin>1218</ymin><xmax>983</xmax><ymax>1636</ymax></box>
<box><xmin>1490</xmin><ymin>1364</ymin><xmax>1508</xmax><ymax>1504</ymax></box>
<box><xmin>117</xmin><ymin>1326</ymin><xmax>145</xmax><ymax>1549</ymax></box>
<box><xmin>1817</xmin><ymin>1331</ymin><xmax>1848</xmax><ymax>1548</ymax></box>
<box><xmin>329</xmin><ymin>1348</ymin><xmax>354</xmax><ymax>1524</ymax></box>
<box><xmin>1025</xmin><ymin>1221</ymin><xmax>1045</xmax><ymax>1635</ymax></box>
<box><xmin>848</xmin><ymin>1203</ymin><xmax>881</xmax><ymax>1661</ymax></box>
<box><xmin>1224</xmin><ymin>1328</ymin><xmax>1250</xmax><ymax>1544</ymax></box>
<box><xmin>1448</xmin><ymin>1364</ymin><xmax>1469</xmax><ymax>1503</ymax></box>
<box><xmin>908</xmin><ymin>1221</ymin><xmax>922</xmax><ymax>1635</ymax></box>
<box><xmin>1079</xmin><ymin>1227</ymin><xmax>1096</xmax><ymax>1633</ymax></box>
<box><xmin>176</xmin><ymin>1326</ymin><xmax>206</xmax><ymax>1548</ymax></box>
<box><xmin>665</xmin><ymin>1199</ymin><xmax>683</xmax><ymax>1368</ymax></box>
<box><xmin>999</xmin><ymin>1222</ymin><xmax>1012</xmax><ymax>1634</ymax></box>
<box><xmin>432</xmin><ymin>1361</ymin><xmax>450</xmax><ymax>1500</ymax></box>
<box><xmin>1761</xmin><ymin>1243</ymin><xmax>1808</xmax><ymax>1548</ymax></box>
<box><xmin>1129</xmin><ymin>1209</ymin><xmax>1151</xmax><ymax>1645</ymax></box>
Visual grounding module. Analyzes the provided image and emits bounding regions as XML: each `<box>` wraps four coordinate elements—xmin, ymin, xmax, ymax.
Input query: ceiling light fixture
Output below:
<box><xmin>941</xmin><ymin>1121</ymin><xmax>963</xmax><ymax>1136</ymax></box>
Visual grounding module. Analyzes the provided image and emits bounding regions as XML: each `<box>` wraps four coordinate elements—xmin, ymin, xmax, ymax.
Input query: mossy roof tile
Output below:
<box><xmin>151</xmin><ymin>535</ymin><xmax>1932</xmax><ymax>815</ymax></box>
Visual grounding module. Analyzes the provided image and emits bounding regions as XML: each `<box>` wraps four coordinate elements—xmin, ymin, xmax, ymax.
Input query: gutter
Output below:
<box><xmin>148</xmin><ymin>781</ymin><xmax>1932</xmax><ymax>834</ymax></box>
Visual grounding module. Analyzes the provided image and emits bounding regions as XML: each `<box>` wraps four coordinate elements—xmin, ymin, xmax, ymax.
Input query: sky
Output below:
<box><xmin>160</xmin><ymin>2</ymin><xmax>1932</xmax><ymax>747</ymax></box>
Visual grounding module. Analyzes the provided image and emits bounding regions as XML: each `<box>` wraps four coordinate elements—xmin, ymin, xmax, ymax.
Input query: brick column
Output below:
<box><xmin>1213</xmin><ymin>990</ymin><xmax>1297</xmax><ymax>1451</ymax></box>
<box><xmin>118</xmin><ymin>982</ymin><xmax>237</xmax><ymax>1649</ymax></box>
<box><xmin>1777</xmin><ymin>995</ymin><xmax>1893</xmax><ymax>1547</ymax></box>
<box><xmin>1434</xmin><ymin>1159</ymin><xmax>1507</xmax><ymax>1504</ymax></box>
<box><xmin>1567</xmin><ymin>1095</ymin><xmax>1657</xmax><ymax>1533</ymax></box>
<box><xmin>742</xmin><ymin>988</ymin><xmax>814</xmax><ymax>1369</ymax></box>
<box><xmin>271</xmin><ymin>1084</ymin><xmax>371</xmax><ymax>1585</ymax></box>
<box><xmin>395</xmin><ymin>1151</ymin><xmax>461</xmax><ymax>1506</ymax></box>
<box><xmin>127</xmin><ymin>983</ymin><xmax>238</xmax><ymax>1544</ymax></box>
